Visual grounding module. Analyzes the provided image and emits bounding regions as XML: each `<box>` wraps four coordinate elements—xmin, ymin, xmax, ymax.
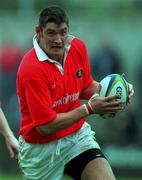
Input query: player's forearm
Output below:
<box><xmin>36</xmin><ymin>81</ymin><xmax>101</xmax><ymax>136</ymax></box>
<box><xmin>80</xmin><ymin>81</ymin><xmax>100</xmax><ymax>100</ymax></box>
<box><xmin>36</xmin><ymin>105</ymin><xmax>88</xmax><ymax>136</ymax></box>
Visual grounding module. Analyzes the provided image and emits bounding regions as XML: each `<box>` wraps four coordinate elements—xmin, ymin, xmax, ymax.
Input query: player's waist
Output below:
<box><xmin>19</xmin><ymin>119</ymin><xmax>85</xmax><ymax>144</ymax></box>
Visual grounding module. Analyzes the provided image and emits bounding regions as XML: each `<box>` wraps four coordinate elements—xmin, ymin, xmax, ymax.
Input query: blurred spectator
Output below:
<box><xmin>0</xmin><ymin>42</ymin><xmax>24</xmax><ymax>105</ymax></box>
<box><xmin>90</xmin><ymin>40</ymin><xmax>124</xmax><ymax>81</ymax></box>
<box><xmin>133</xmin><ymin>0</ymin><xmax>142</xmax><ymax>10</ymax></box>
<box><xmin>0</xmin><ymin>42</ymin><xmax>23</xmax><ymax>73</ymax></box>
<box><xmin>122</xmin><ymin>109</ymin><xmax>139</xmax><ymax>145</ymax></box>
<box><xmin>114</xmin><ymin>107</ymin><xmax>139</xmax><ymax>146</ymax></box>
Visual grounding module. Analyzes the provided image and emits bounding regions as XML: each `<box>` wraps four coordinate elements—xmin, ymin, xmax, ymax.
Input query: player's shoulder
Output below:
<box><xmin>19</xmin><ymin>48</ymin><xmax>37</xmax><ymax>67</ymax></box>
<box><xmin>71</xmin><ymin>36</ymin><xmax>87</xmax><ymax>54</ymax></box>
<box><xmin>72</xmin><ymin>37</ymin><xmax>86</xmax><ymax>48</ymax></box>
<box><xmin>17</xmin><ymin>48</ymin><xmax>40</xmax><ymax>78</ymax></box>
<box><xmin>22</xmin><ymin>48</ymin><xmax>36</xmax><ymax>61</ymax></box>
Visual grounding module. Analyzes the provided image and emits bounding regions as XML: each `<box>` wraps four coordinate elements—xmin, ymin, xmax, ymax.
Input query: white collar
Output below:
<box><xmin>33</xmin><ymin>34</ymin><xmax>74</xmax><ymax>63</ymax></box>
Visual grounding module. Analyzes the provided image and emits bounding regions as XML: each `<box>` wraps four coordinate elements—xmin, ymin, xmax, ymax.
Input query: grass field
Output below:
<box><xmin>0</xmin><ymin>175</ymin><xmax>142</xmax><ymax>180</ymax></box>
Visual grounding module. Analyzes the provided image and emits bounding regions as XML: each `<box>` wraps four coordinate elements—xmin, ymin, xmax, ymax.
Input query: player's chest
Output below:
<box><xmin>44</xmin><ymin>60</ymin><xmax>84</xmax><ymax>97</ymax></box>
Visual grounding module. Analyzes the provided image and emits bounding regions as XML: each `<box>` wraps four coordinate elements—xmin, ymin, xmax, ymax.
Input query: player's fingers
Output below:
<box><xmin>103</xmin><ymin>107</ymin><xmax>122</xmax><ymax>113</ymax></box>
<box><xmin>105</xmin><ymin>94</ymin><xmax>120</xmax><ymax>101</ymax></box>
<box><xmin>126</xmin><ymin>83</ymin><xmax>134</xmax><ymax>105</ymax></box>
<box><xmin>108</xmin><ymin>101</ymin><xmax>125</xmax><ymax>107</ymax></box>
<box><xmin>121</xmin><ymin>73</ymin><xmax>126</xmax><ymax>78</ymax></box>
<box><xmin>104</xmin><ymin>102</ymin><xmax>124</xmax><ymax>111</ymax></box>
<box><xmin>7</xmin><ymin>146</ymin><xmax>14</xmax><ymax>158</ymax></box>
<box><xmin>128</xmin><ymin>83</ymin><xmax>134</xmax><ymax>97</ymax></box>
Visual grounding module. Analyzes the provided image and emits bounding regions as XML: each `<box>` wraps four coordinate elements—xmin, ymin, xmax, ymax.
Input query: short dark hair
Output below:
<box><xmin>38</xmin><ymin>6</ymin><xmax>69</xmax><ymax>29</ymax></box>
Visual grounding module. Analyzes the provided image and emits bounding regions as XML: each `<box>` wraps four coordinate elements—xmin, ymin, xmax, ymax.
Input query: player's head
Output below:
<box><xmin>38</xmin><ymin>6</ymin><xmax>69</xmax><ymax>29</ymax></box>
<box><xmin>35</xmin><ymin>6</ymin><xmax>69</xmax><ymax>62</ymax></box>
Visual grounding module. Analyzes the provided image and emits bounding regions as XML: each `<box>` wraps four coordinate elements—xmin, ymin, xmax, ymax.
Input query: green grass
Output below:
<box><xmin>0</xmin><ymin>175</ymin><xmax>21</xmax><ymax>180</ymax></box>
<box><xmin>0</xmin><ymin>174</ymin><xmax>141</xmax><ymax>180</ymax></box>
<box><xmin>117</xmin><ymin>178</ymin><xmax>142</xmax><ymax>180</ymax></box>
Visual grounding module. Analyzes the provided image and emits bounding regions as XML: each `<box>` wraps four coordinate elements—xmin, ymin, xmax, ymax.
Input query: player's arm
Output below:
<box><xmin>24</xmin><ymin>78</ymin><xmax>122</xmax><ymax>136</ymax></box>
<box><xmin>36</xmin><ymin>94</ymin><xmax>122</xmax><ymax>136</ymax></box>
<box><xmin>80</xmin><ymin>80</ymin><xmax>100</xmax><ymax>100</ymax></box>
<box><xmin>37</xmin><ymin>82</ymin><xmax>134</xmax><ymax>136</ymax></box>
<box><xmin>36</xmin><ymin>105</ymin><xmax>88</xmax><ymax>135</ymax></box>
<box><xmin>0</xmin><ymin>107</ymin><xmax>19</xmax><ymax>159</ymax></box>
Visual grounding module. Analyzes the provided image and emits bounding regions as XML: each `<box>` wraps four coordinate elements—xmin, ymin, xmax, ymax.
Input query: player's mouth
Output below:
<box><xmin>51</xmin><ymin>46</ymin><xmax>63</xmax><ymax>50</ymax></box>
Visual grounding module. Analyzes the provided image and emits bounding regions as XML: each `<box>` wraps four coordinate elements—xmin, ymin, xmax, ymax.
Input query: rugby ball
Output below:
<box><xmin>99</xmin><ymin>74</ymin><xmax>128</xmax><ymax>118</ymax></box>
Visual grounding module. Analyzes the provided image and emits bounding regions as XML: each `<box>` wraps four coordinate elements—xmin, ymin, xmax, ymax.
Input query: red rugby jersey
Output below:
<box><xmin>16</xmin><ymin>36</ymin><xmax>93</xmax><ymax>144</ymax></box>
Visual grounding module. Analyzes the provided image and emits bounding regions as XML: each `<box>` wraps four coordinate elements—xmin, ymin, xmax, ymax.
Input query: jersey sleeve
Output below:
<box><xmin>81</xmin><ymin>41</ymin><xmax>94</xmax><ymax>90</ymax></box>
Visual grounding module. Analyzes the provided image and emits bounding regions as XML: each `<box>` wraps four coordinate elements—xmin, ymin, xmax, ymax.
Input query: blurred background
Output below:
<box><xmin>0</xmin><ymin>0</ymin><xmax>142</xmax><ymax>179</ymax></box>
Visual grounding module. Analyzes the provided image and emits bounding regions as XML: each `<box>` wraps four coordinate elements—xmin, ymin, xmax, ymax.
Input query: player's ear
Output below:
<box><xmin>35</xmin><ymin>26</ymin><xmax>42</xmax><ymax>37</ymax></box>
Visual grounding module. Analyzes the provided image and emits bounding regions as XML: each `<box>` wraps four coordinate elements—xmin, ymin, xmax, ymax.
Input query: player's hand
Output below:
<box><xmin>5</xmin><ymin>134</ymin><xmax>19</xmax><ymax>160</ymax></box>
<box><xmin>82</xmin><ymin>93</ymin><xmax>124</xmax><ymax>115</ymax></box>
<box><xmin>127</xmin><ymin>82</ymin><xmax>134</xmax><ymax>104</ymax></box>
<box><xmin>89</xmin><ymin>94</ymin><xmax>124</xmax><ymax>114</ymax></box>
<box><xmin>121</xmin><ymin>73</ymin><xmax>134</xmax><ymax>105</ymax></box>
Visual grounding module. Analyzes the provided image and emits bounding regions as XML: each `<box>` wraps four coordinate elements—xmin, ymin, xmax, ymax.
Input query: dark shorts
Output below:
<box><xmin>64</xmin><ymin>148</ymin><xmax>106</xmax><ymax>180</ymax></box>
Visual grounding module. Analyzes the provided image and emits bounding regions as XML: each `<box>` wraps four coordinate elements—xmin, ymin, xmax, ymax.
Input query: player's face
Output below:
<box><xmin>36</xmin><ymin>22</ymin><xmax>68</xmax><ymax>62</ymax></box>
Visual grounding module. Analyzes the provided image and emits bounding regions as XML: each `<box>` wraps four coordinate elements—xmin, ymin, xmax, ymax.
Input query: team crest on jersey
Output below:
<box><xmin>76</xmin><ymin>69</ymin><xmax>83</xmax><ymax>78</ymax></box>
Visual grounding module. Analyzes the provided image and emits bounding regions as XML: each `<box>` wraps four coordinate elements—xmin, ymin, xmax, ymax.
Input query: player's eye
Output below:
<box><xmin>47</xmin><ymin>31</ymin><xmax>56</xmax><ymax>37</ymax></box>
<box><xmin>61</xmin><ymin>31</ymin><xmax>67</xmax><ymax>36</ymax></box>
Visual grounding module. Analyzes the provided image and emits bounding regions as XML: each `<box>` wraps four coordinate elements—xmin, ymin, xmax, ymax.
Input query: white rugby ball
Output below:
<box><xmin>99</xmin><ymin>74</ymin><xmax>128</xmax><ymax>118</ymax></box>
